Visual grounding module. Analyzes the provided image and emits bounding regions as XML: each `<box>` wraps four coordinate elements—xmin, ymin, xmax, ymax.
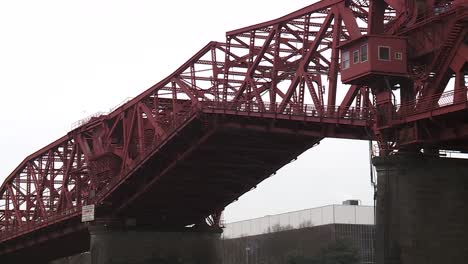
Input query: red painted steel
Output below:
<box><xmin>0</xmin><ymin>0</ymin><xmax>467</xmax><ymax>259</ymax></box>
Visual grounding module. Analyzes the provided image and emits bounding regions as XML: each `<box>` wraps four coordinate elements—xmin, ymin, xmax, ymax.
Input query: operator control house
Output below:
<box><xmin>339</xmin><ymin>35</ymin><xmax>408</xmax><ymax>84</ymax></box>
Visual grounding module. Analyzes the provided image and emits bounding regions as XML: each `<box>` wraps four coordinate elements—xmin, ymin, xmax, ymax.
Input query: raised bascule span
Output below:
<box><xmin>0</xmin><ymin>0</ymin><xmax>467</xmax><ymax>263</ymax></box>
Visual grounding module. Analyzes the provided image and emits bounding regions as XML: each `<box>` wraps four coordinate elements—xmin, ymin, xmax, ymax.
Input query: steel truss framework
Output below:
<box><xmin>0</xmin><ymin>0</ymin><xmax>467</xmax><ymax>256</ymax></box>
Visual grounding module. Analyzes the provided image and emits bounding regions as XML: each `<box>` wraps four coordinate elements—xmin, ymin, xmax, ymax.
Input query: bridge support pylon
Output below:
<box><xmin>88</xmin><ymin>222</ymin><xmax>221</xmax><ymax>264</ymax></box>
<box><xmin>52</xmin><ymin>220</ymin><xmax>222</xmax><ymax>264</ymax></box>
<box><xmin>373</xmin><ymin>154</ymin><xmax>468</xmax><ymax>264</ymax></box>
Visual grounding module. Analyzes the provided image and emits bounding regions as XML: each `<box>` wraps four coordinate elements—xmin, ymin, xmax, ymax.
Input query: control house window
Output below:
<box><xmin>395</xmin><ymin>52</ymin><xmax>402</xmax><ymax>60</ymax></box>
<box><xmin>360</xmin><ymin>44</ymin><xmax>368</xmax><ymax>62</ymax></box>
<box><xmin>378</xmin><ymin>46</ymin><xmax>391</xmax><ymax>61</ymax></box>
<box><xmin>353</xmin><ymin>50</ymin><xmax>359</xmax><ymax>64</ymax></box>
<box><xmin>342</xmin><ymin>51</ymin><xmax>350</xmax><ymax>69</ymax></box>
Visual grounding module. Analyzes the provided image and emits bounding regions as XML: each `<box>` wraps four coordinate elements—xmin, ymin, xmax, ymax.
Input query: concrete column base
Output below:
<box><xmin>51</xmin><ymin>224</ymin><xmax>221</xmax><ymax>264</ymax></box>
<box><xmin>373</xmin><ymin>154</ymin><xmax>468</xmax><ymax>264</ymax></box>
<box><xmin>87</xmin><ymin>225</ymin><xmax>221</xmax><ymax>264</ymax></box>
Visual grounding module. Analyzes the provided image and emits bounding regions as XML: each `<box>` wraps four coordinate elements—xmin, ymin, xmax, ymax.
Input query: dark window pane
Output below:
<box><xmin>379</xmin><ymin>46</ymin><xmax>390</xmax><ymax>61</ymax></box>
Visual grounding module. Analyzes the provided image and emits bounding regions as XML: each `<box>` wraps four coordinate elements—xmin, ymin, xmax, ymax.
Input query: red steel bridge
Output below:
<box><xmin>0</xmin><ymin>0</ymin><xmax>467</xmax><ymax>261</ymax></box>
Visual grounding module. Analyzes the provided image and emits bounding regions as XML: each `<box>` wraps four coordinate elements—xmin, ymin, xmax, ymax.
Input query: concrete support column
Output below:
<box><xmin>373</xmin><ymin>154</ymin><xmax>468</xmax><ymax>264</ymax></box>
<box><xmin>88</xmin><ymin>224</ymin><xmax>221</xmax><ymax>264</ymax></box>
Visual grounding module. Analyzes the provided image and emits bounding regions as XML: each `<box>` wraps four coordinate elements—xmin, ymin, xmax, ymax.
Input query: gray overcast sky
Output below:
<box><xmin>0</xmin><ymin>0</ymin><xmax>373</xmax><ymax>223</ymax></box>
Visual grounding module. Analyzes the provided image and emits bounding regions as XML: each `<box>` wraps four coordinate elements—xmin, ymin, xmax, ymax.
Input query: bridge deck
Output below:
<box><xmin>99</xmin><ymin>108</ymin><xmax>370</xmax><ymax>225</ymax></box>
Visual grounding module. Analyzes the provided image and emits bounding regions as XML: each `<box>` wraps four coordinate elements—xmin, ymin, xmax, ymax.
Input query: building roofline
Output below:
<box><xmin>225</xmin><ymin>204</ymin><xmax>374</xmax><ymax>225</ymax></box>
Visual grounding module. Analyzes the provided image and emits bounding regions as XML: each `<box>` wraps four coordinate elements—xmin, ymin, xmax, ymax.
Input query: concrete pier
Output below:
<box><xmin>51</xmin><ymin>224</ymin><xmax>221</xmax><ymax>264</ymax></box>
<box><xmin>374</xmin><ymin>154</ymin><xmax>468</xmax><ymax>264</ymax></box>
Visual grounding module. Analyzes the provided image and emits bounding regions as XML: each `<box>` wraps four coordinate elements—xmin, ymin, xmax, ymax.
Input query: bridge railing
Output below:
<box><xmin>71</xmin><ymin>97</ymin><xmax>134</xmax><ymax>129</ymax></box>
<box><xmin>200</xmin><ymin>100</ymin><xmax>373</xmax><ymax>122</ymax></box>
<box><xmin>394</xmin><ymin>89</ymin><xmax>467</xmax><ymax>120</ymax></box>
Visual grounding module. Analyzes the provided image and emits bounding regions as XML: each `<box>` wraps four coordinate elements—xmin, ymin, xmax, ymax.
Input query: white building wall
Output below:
<box><xmin>222</xmin><ymin>205</ymin><xmax>374</xmax><ymax>239</ymax></box>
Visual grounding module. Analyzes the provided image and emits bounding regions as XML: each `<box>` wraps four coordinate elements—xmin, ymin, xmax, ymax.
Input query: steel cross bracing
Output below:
<box><xmin>0</xmin><ymin>0</ymin><xmax>467</xmax><ymax>259</ymax></box>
